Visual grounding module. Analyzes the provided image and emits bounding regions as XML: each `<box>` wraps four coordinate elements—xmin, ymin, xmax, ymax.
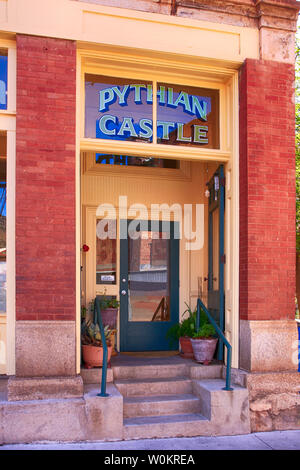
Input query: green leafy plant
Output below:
<box><xmin>192</xmin><ymin>322</ymin><xmax>216</xmax><ymax>339</ymax></box>
<box><xmin>98</xmin><ymin>288</ymin><xmax>120</xmax><ymax>310</ymax></box>
<box><xmin>101</xmin><ymin>297</ymin><xmax>120</xmax><ymax>309</ymax></box>
<box><xmin>166</xmin><ymin>302</ymin><xmax>209</xmax><ymax>345</ymax></box>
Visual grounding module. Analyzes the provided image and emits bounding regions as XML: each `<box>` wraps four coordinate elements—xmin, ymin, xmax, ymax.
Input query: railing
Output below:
<box><xmin>93</xmin><ymin>297</ymin><xmax>109</xmax><ymax>397</ymax></box>
<box><xmin>196</xmin><ymin>297</ymin><xmax>233</xmax><ymax>391</ymax></box>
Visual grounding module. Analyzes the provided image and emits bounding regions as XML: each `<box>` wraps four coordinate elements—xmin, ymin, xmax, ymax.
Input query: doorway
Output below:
<box><xmin>119</xmin><ymin>219</ymin><xmax>179</xmax><ymax>351</ymax></box>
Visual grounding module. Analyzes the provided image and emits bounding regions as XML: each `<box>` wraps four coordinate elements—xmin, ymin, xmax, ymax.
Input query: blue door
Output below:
<box><xmin>207</xmin><ymin>165</ymin><xmax>225</xmax><ymax>360</ymax></box>
<box><xmin>120</xmin><ymin>219</ymin><xmax>179</xmax><ymax>351</ymax></box>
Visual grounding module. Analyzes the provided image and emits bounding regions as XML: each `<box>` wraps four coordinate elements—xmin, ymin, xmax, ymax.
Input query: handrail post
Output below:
<box><xmin>94</xmin><ymin>297</ymin><xmax>109</xmax><ymax>397</ymax></box>
<box><xmin>196</xmin><ymin>297</ymin><xmax>233</xmax><ymax>391</ymax></box>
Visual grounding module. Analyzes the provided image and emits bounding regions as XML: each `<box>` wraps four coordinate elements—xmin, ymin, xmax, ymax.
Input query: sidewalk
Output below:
<box><xmin>1</xmin><ymin>430</ymin><xmax>300</xmax><ymax>450</ymax></box>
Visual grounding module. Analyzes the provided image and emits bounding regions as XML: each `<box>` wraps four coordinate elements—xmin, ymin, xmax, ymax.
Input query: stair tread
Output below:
<box><xmin>115</xmin><ymin>376</ymin><xmax>190</xmax><ymax>385</ymax></box>
<box><xmin>124</xmin><ymin>413</ymin><xmax>208</xmax><ymax>426</ymax></box>
<box><xmin>124</xmin><ymin>393</ymin><xmax>199</xmax><ymax>404</ymax></box>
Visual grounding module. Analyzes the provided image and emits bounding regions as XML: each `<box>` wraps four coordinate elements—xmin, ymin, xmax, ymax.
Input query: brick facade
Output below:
<box><xmin>239</xmin><ymin>58</ymin><xmax>296</xmax><ymax>321</ymax></box>
<box><xmin>15</xmin><ymin>35</ymin><xmax>76</xmax><ymax>322</ymax></box>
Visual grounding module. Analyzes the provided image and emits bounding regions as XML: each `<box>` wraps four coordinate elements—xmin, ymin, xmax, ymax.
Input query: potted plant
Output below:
<box><xmin>81</xmin><ymin>318</ymin><xmax>116</xmax><ymax>368</ymax></box>
<box><xmin>190</xmin><ymin>323</ymin><xmax>218</xmax><ymax>365</ymax></box>
<box><xmin>166</xmin><ymin>303</ymin><xmax>208</xmax><ymax>358</ymax></box>
<box><xmin>92</xmin><ymin>290</ymin><xmax>120</xmax><ymax>330</ymax></box>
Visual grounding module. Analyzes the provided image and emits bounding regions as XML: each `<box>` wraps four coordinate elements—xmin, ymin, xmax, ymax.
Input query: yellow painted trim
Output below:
<box><xmin>76</xmin><ymin>49</ymin><xmax>82</xmax><ymax>375</ymax></box>
<box><xmin>0</xmin><ymin>37</ymin><xmax>16</xmax><ymax>376</ymax></box>
<box><xmin>80</xmin><ymin>139</ymin><xmax>230</xmax><ymax>162</ymax></box>
<box><xmin>6</xmin><ymin>129</ymin><xmax>15</xmax><ymax>375</ymax></box>
<box><xmin>0</xmin><ymin>0</ymin><xmax>259</xmax><ymax>63</ymax></box>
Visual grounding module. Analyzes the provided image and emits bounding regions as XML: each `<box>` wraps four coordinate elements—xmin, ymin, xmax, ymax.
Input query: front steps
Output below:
<box><xmin>110</xmin><ymin>359</ymin><xmax>251</xmax><ymax>440</ymax></box>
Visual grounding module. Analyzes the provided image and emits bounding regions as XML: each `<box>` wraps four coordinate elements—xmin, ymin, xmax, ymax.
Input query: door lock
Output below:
<box><xmin>121</xmin><ymin>290</ymin><xmax>127</xmax><ymax>296</ymax></box>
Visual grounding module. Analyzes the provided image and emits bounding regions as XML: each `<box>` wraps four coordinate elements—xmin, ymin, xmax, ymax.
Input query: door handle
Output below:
<box><xmin>121</xmin><ymin>290</ymin><xmax>127</xmax><ymax>296</ymax></box>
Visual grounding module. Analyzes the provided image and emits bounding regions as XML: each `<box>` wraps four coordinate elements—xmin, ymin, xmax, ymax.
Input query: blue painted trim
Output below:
<box><xmin>94</xmin><ymin>297</ymin><xmax>109</xmax><ymax>397</ymax></box>
<box><xmin>119</xmin><ymin>219</ymin><xmax>179</xmax><ymax>351</ymax></box>
<box><xmin>207</xmin><ymin>165</ymin><xmax>225</xmax><ymax>361</ymax></box>
<box><xmin>196</xmin><ymin>297</ymin><xmax>233</xmax><ymax>391</ymax></box>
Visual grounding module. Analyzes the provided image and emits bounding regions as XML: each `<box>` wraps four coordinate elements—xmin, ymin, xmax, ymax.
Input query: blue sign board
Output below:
<box><xmin>85</xmin><ymin>75</ymin><xmax>219</xmax><ymax>148</ymax></box>
<box><xmin>0</xmin><ymin>54</ymin><xmax>7</xmax><ymax>110</ymax></box>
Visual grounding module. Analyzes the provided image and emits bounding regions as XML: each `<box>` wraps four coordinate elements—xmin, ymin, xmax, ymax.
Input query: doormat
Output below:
<box><xmin>121</xmin><ymin>351</ymin><xmax>180</xmax><ymax>357</ymax></box>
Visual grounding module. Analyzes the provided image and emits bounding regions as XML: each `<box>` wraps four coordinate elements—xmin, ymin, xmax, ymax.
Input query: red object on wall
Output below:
<box><xmin>239</xmin><ymin>59</ymin><xmax>296</xmax><ymax>321</ymax></box>
<box><xmin>82</xmin><ymin>244</ymin><xmax>89</xmax><ymax>252</ymax></box>
<box><xmin>16</xmin><ymin>35</ymin><xmax>76</xmax><ymax>321</ymax></box>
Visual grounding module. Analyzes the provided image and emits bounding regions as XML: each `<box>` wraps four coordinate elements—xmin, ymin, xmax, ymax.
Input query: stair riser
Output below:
<box><xmin>124</xmin><ymin>399</ymin><xmax>201</xmax><ymax>418</ymax></box>
<box><xmin>113</xmin><ymin>365</ymin><xmax>189</xmax><ymax>380</ymax></box>
<box><xmin>116</xmin><ymin>381</ymin><xmax>193</xmax><ymax>397</ymax></box>
<box><xmin>123</xmin><ymin>421</ymin><xmax>212</xmax><ymax>440</ymax></box>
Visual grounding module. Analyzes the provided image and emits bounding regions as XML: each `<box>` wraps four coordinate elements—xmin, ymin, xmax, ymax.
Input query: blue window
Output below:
<box><xmin>0</xmin><ymin>51</ymin><xmax>8</xmax><ymax>110</ymax></box>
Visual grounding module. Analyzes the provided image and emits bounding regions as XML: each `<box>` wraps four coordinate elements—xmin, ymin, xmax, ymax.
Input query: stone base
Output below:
<box><xmin>15</xmin><ymin>321</ymin><xmax>77</xmax><ymax>377</ymax></box>
<box><xmin>7</xmin><ymin>375</ymin><xmax>84</xmax><ymax>401</ymax></box>
<box><xmin>1</xmin><ymin>384</ymin><xmax>123</xmax><ymax>444</ymax></box>
<box><xmin>245</xmin><ymin>371</ymin><xmax>300</xmax><ymax>432</ymax></box>
<box><xmin>239</xmin><ymin>320</ymin><xmax>298</xmax><ymax>372</ymax></box>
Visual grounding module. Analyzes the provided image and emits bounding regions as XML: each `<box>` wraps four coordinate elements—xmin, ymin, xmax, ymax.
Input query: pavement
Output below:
<box><xmin>0</xmin><ymin>430</ymin><xmax>300</xmax><ymax>450</ymax></box>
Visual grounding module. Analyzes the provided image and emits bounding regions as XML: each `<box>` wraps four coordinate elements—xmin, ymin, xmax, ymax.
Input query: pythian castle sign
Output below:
<box><xmin>97</xmin><ymin>84</ymin><xmax>209</xmax><ymax>143</ymax></box>
<box><xmin>85</xmin><ymin>75</ymin><xmax>219</xmax><ymax>148</ymax></box>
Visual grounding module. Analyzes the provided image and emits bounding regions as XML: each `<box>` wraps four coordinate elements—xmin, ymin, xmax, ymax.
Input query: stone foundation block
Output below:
<box><xmin>7</xmin><ymin>375</ymin><xmax>84</xmax><ymax>401</ymax></box>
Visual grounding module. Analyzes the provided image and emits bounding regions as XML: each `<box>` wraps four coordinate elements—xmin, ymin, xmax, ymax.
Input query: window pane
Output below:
<box><xmin>157</xmin><ymin>83</ymin><xmax>219</xmax><ymax>148</ymax></box>
<box><xmin>85</xmin><ymin>74</ymin><xmax>153</xmax><ymax>142</ymax></box>
<box><xmin>128</xmin><ymin>231</ymin><xmax>170</xmax><ymax>322</ymax></box>
<box><xmin>0</xmin><ymin>50</ymin><xmax>8</xmax><ymax>110</ymax></box>
<box><xmin>0</xmin><ymin>132</ymin><xmax>6</xmax><ymax>313</ymax></box>
<box><xmin>95</xmin><ymin>153</ymin><xmax>179</xmax><ymax>169</ymax></box>
<box><xmin>96</xmin><ymin>219</ymin><xmax>117</xmax><ymax>285</ymax></box>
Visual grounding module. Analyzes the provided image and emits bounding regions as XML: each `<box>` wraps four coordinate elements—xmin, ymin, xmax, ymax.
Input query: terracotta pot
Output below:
<box><xmin>101</xmin><ymin>308</ymin><xmax>118</xmax><ymax>329</ymax></box>
<box><xmin>179</xmin><ymin>337</ymin><xmax>194</xmax><ymax>359</ymax></box>
<box><xmin>190</xmin><ymin>338</ymin><xmax>218</xmax><ymax>364</ymax></box>
<box><xmin>82</xmin><ymin>344</ymin><xmax>112</xmax><ymax>369</ymax></box>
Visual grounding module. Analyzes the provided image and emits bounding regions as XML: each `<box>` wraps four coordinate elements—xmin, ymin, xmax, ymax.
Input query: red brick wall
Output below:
<box><xmin>239</xmin><ymin>59</ymin><xmax>296</xmax><ymax>321</ymax></box>
<box><xmin>16</xmin><ymin>35</ymin><xmax>76</xmax><ymax>321</ymax></box>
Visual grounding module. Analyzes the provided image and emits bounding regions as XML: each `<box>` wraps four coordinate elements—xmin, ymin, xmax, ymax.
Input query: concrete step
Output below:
<box><xmin>123</xmin><ymin>413</ymin><xmax>210</xmax><ymax>440</ymax></box>
<box><xmin>113</xmin><ymin>363</ymin><xmax>190</xmax><ymax>380</ymax></box>
<box><xmin>115</xmin><ymin>377</ymin><xmax>193</xmax><ymax>397</ymax></box>
<box><xmin>123</xmin><ymin>393</ymin><xmax>201</xmax><ymax>418</ymax></box>
<box><xmin>80</xmin><ymin>367</ymin><xmax>113</xmax><ymax>385</ymax></box>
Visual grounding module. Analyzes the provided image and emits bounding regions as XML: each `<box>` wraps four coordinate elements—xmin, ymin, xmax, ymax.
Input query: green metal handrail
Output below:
<box><xmin>196</xmin><ymin>297</ymin><xmax>233</xmax><ymax>391</ymax></box>
<box><xmin>93</xmin><ymin>297</ymin><xmax>109</xmax><ymax>397</ymax></box>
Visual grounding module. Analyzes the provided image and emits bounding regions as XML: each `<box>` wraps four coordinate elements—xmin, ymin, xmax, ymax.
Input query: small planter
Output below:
<box><xmin>191</xmin><ymin>338</ymin><xmax>218</xmax><ymax>365</ymax></box>
<box><xmin>82</xmin><ymin>344</ymin><xmax>112</xmax><ymax>369</ymax></box>
<box><xmin>101</xmin><ymin>308</ymin><xmax>118</xmax><ymax>329</ymax></box>
<box><xmin>179</xmin><ymin>337</ymin><xmax>194</xmax><ymax>359</ymax></box>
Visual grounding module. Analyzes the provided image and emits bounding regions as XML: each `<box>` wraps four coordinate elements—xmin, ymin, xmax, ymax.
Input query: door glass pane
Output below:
<box><xmin>128</xmin><ymin>231</ymin><xmax>170</xmax><ymax>322</ymax></box>
<box><xmin>96</xmin><ymin>219</ymin><xmax>116</xmax><ymax>284</ymax></box>
<box><xmin>0</xmin><ymin>132</ymin><xmax>6</xmax><ymax>312</ymax></box>
<box><xmin>212</xmin><ymin>208</ymin><xmax>219</xmax><ymax>291</ymax></box>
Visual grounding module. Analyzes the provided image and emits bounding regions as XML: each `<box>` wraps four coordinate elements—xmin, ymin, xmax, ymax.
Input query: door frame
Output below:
<box><xmin>207</xmin><ymin>164</ymin><xmax>225</xmax><ymax>361</ymax></box>
<box><xmin>119</xmin><ymin>218</ymin><xmax>180</xmax><ymax>352</ymax></box>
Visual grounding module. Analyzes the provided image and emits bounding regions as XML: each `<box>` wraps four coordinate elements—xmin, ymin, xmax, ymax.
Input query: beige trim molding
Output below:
<box><xmin>0</xmin><ymin>0</ymin><xmax>259</xmax><ymax>64</ymax></box>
